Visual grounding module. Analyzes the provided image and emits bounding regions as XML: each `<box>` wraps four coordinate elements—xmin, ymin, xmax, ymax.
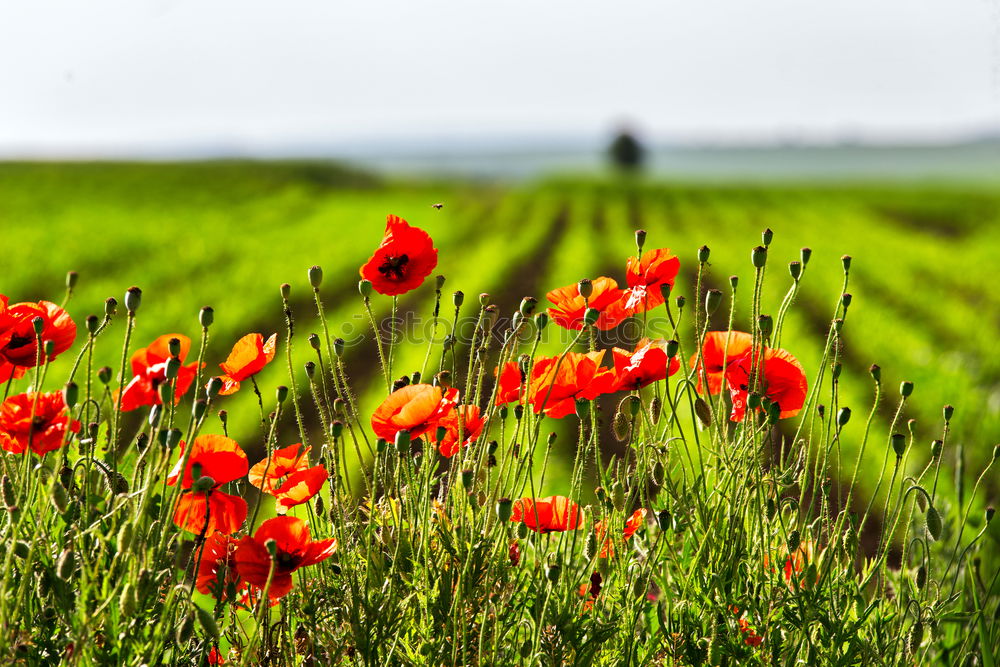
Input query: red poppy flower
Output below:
<box><xmin>234</xmin><ymin>516</ymin><xmax>336</xmax><ymax>599</ymax></box>
<box><xmin>528</xmin><ymin>351</ymin><xmax>616</xmax><ymax>418</ymax></box>
<box><xmin>0</xmin><ymin>300</ymin><xmax>76</xmax><ymax>378</ymax></box>
<box><xmin>217</xmin><ymin>333</ymin><xmax>277</xmax><ymax>396</ymax></box>
<box><xmin>608</xmin><ymin>339</ymin><xmax>680</xmax><ymax>392</ymax></box>
<box><xmin>594</xmin><ymin>508</ymin><xmax>648</xmax><ymax>558</ymax></box>
<box><xmin>359</xmin><ymin>215</ymin><xmax>438</xmax><ymax>296</ymax></box>
<box><xmin>691</xmin><ymin>331</ymin><xmax>754</xmax><ymax>395</ymax></box>
<box><xmin>273</xmin><ymin>465</ymin><xmax>328</xmax><ymax>514</ymax></box>
<box><xmin>208</xmin><ymin>647</ymin><xmax>226</xmax><ymax>665</ymax></box>
<box><xmin>168</xmin><ymin>434</ymin><xmax>249</xmax><ymax>535</ymax></box>
<box><xmin>546</xmin><ymin>277</ymin><xmax>630</xmax><ymax>331</ymax></box>
<box><xmin>0</xmin><ymin>391</ymin><xmax>80</xmax><ymax>456</ymax></box>
<box><xmin>248</xmin><ymin>443</ymin><xmax>311</xmax><ymax>494</ymax></box>
<box><xmin>494</xmin><ymin>361</ymin><xmax>524</xmax><ymax>406</ymax></box>
<box><xmin>429</xmin><ymin>404</ymin><xmax>485</xmax><ymax>457</ymax></box>
<box><xmin>370</xmin><ymin>383</ymin><xmax>458</xmax><ymax>441</ymax></box>
<box><xmin>195</xmin><ymin>533</ymin><xmax>243</xmax><ymax>599</ymax></box>
<box><xmin>117</xmin><ymin>334</ymin><xmax>202</xmax><ymax>412</ymax></box>
<box><xmin>622</xmin><ymin>248</ymin><xmax>680</xmax><ymax>312</ymax></box>
<box><xmin>508</xmin><ymin>540</ymin><xmax>521</xmax><ymax>567</ymax></box>
<box><xmin>725</xmin><ymin>347</ymin><xmax>807</xmax><ymax>422</ymax></box>
<box><xmin>509</xmin><ymin>495</ymin><xmax>582</xmax><ymax>533</ymax></box>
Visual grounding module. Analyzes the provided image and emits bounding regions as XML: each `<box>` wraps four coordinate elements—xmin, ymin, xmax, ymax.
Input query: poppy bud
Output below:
<box><xmin>575</xmin><ymin>399</ymin><xmax>591</xmax><ymax>419</ymax></box>
<box><xmin>358</xmin><ymin>280</ymin><xmax>373</xmax><ymax>298</ymax></box>
<box><xmin>578</xmin><ymin>279</ymin><xmax>593</xmax><ymax>299</ymax></box>
<box><xmin>1</xmin><ymin>475</ymin><xmax>15</xmax><ymax>509</ymax></box>
<box><xmin>800</xmin><ymin>247</ymin><xmax>812</xmax><ymax>265</ymax></box>
<box><xmin>31</xmin><ymin>316</ymin><xmax>45</xmax><ymax>336</ymax></box>
<box><xmin>175</xmin><ymin>613</ymin><xmax>195</xmax><ymax>645</ymax></box>
<box><xmin>105</xmin><ymin>297</ymin><xmax>118</xmax><ymax>316</ymax></box>
<box><xmin>751</xmin><ymin>245</ymin><xmax>767</xmax><ymax>268</ymax></box>
<box><xmin>51</xmin><ymin>482</ymin><xmax>69</xmax><ymax>514</ymax></box>
<box><xmin>57</xmin><ymin>549</ymin><xmax>76</xmax><ymax>581</ymax></box>
<box><xmin>496</xmin><ymin>498</ymin><xmax>513</xmax><ymax>522</ymax></box>
<box><xmin>705</xmin><ymin>289</ymin><xmax>722</xmax><ymax>316</ymax></box>
<box><xmin>158</xmin><ymin>382</ymin><xmax>173</xmax><ymax>406</ymax></box>
<box><xmin>656</xmin><ymin>509</ymin><xmax>671</xmax><ymax>531</ymax></box>
<box><xmin>758</xmin><ymin>314</ymin><xmax>773</xmax><ymax>338</ymax></box>
<box><xmin>275</xmin><ymin>385</ymin><xmax>288</xmax><ymax>403</ymax></box>
<box><xmin>748</xmin><ymin>393</ymin><xmax>761</xmax><ymax>411</ymax></box>
<box><xmin>43</xmin><ymin>339</ymin><xmax>54</xmax><ymax>357</ymax></box>
<box><xmin>547</xmin><ymin>432</ymin><xmax>557</xmax><ymax>446</ymax></box>
<box><xmin>376</xmin><ymin>438</ymin><xmax>387</xmax><ymax>454</ymax></box>
<box><xmin>519</xmin><ymin>296</ymin><xmax>538</xmax><ymax>316</ymax></box>
<box><xmin>206</xmin><ymin>376</ymin><xmax>223</xmax><ymax>399</ymax></box>
<box><xmin>191</xmin><ymin>399</ymin><xmax>207</xmax><ymax>421</ymax></box>
<box><xmin>195</xmin><ymin>604</ymin><xmax>220</xmax><ymax>640</ymax></box>
<box><xmin>60</xmin><ymin>381</ymin><xmax>79</xmax><ymax>410</ymax></box>
<box><xmin>460</xmin><ymin>469</ymin><xmax>475</xmax><ymax>492</ymax></box>
<box><xmin>583</xmin><ymin>308</ymin><xmax>600</xmax><ymax>326</ymax></box>
<box><xmin>333</xmin><ymin>338</ymin><xmax>345</xmax><ymax>358</ymax></box>
<box><xmin>837</xmin><ymin>407</ymin><xmax>851</xmax><ymax>427</ymax></box>
<box><xmin>611</xmin><ymin>481</ymin><xmax>625</xmax><ymax>511</ymax></box>
<box><xmin>484</xmin><ymin>305</ymin><xmax>499</xmax><ymax>328</ymax></box>
<box><xmin>665</xmin><ymin>339</ymin><xmax>679</xmax><ymax>359</ymax></box>
<box><xmin>891</xmin><ymin>433</ymin><xmax>906</xmax><ymax>458</ymax></box>
<box><xmin>900</xmin><ymin>381</ymin><xmax>914</xmax><ymax>398</ymax></box>
<box><xmin>869</xmin><ymin>364</ymin><xmax>881</xmax><ymax>384</ymax></box>
<box><xmin>124</xmin><ymin>286</ymin><xmax>142</xmax><ymax>313</ymax></box>
<box><xmin>453</xmin><ymin>291</ymin><xmax>465</xmax><ymax>308</ymax></box>
<box><xmin>789</xmin><ymin>261</ymin><xmax>802</xmax><ymax>280</ymax></box>
<box><xmin>925</xmin><ymin>506</ymin><xmax>942</xmax><ymax>541</ymax></box>
<box><xmin>308</xmin><ymin>265</ymin><xmax>323</xmax><ymax>289</ymax></box>
<box><xmin>842</xmin><ymin>293</ymin><xmax>853</xmax><ymax>309</ymax></box>
<box><xmin>841</xmin><ymin>255</ymin><xmax>852</xmax><ymax>272</ymax></box>
<box><xmin>595</xmin><ymin>486</ymin><xmax>608</xmax><ymax>504</ymax></box>
<box><xmin>199</xmin><ymin>306</ymin><xmax>214</xmax><ymax>329</ymax></box>
<box><xmin>516</xmin><ymin>522</ymin><xmax>529</xmax><ymax>540</ymax></box>
<box><xmin>832</xmin><ymin>318</ymin><xmax>844</xmax><ymax>333</ymax></box>
<box><xmin>166</xmin><ymin>429</ymin><xmax>182</xmax><ymax>449</ymax></box>
<box><xmin>534</xmin><ymin>312</ymin><xmax>549</xmax><ymax>331</ymax></box>
<box><xmin>612</xmin><ymin>411</ymin><xmax>630</xmax><ymax>442</ymax></box>
<box><xmin>986</xmin><ymin>506</ymin><xmax>995</xmax><ymax>524</ymax></box>
<box><xmin>930</xmin><ymin>439</ymin><xmax>943</xmax><ymax>459</ymax></box>
<box><xmin>635</xmin><ymin>229</ymin><xmax>647</xmax><ymax>251</ymax></box>
<box><xmin>545</xmin><ymin>563</ymin><xmax>561</xmax><ymax>584</ymax></box>
<box><xmin>943</xmin><ymin>405</ymin><xmax>954</xmax><ymax>422</ymax></box>
<box><xmin>86</xmin><ymin>315</ymin><xmax>100</xmax><ymax>335</ymax></box>
<box><xmin>332</xmin><ymin>398</ymin><xmax>345</xmax><ymax>416</ymax></box>
<box><xmin>660</xmin><ymin>282</ymin><xmax>672</xmax><ymax>301</ymax></box>
<box><xmin>192</xmin><ymin>476</ymin><xmax>216</xmax><ymax>493</ymax></box>
<box><xmin>831</xmin><ymin>361</ymin><xmax>842</xmax><ymax>381</ymax></box>
<box><xmin>584</xmin><ymin>531</ymin><xmax>598</xmax><ymax>560</ymax></box>
<box><xmin>698</xmin><ymin>245</ymin><xmax>710</xmax><ymax>263</ymax></box>
<box><xmin>147</xmin><ymin>404</ymin><xmax>162</xmax><ymax>428</ymax></box>
<box><xmin>65</xmin><ymin>270</ymin><xmax>79</xmax><ymax>291</ymax></box>
<box><xmin>278</xmin><ymin>283</ymin><xmax>291</xmax><ymax>301</ymax></box>
<box><xmin>395</xmin><ymin>429</ymin><xmax>411</xmax><ymax>454</ymax></box>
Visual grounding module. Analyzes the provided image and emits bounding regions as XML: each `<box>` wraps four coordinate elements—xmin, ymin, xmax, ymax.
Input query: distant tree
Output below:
<box><xmin>608</xmin><ymin>130</ymin><xmax>644</xmax><ymax>170</ymax></box>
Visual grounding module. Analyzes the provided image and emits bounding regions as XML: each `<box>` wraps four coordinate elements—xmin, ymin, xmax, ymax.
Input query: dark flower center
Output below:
<box><xmin>377</xmin><ymin>254</ymin><xmax>409</xmax><ymax>280</ymax></box>
<box><xmin>275</xmin><ymin>550</ymin><xmax>302</xmax><ymax>572</ymax></box>
<box><xmin>31</xmin><ymin>416</ymin><xmax>48</xmax><ymax>431</ymax></box>
<box><xmin>7</xmin><ymin>334</ymin><xmax>31</xmax><ymax>350</ymax></box>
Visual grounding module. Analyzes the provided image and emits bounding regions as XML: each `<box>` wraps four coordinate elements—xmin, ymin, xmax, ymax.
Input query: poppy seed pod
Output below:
<box><xmin>478</xmin><ymin>292</ymin><xmax>490</xmax><ymax>307</ymax></box>
<box><xmin>376</xmin><ymin>438</ymin><xmax>387</xmax><ymax>453</ymax></box>
<box><xmin>275</xmin><ymin>385</ymin><xmax>288</xmax><ymax>403</ymax></box>
<box><xmin>332</xmin><ymin>398</ymin><xmax>345</xmax><ymax>416</ymax></box>
<box><xmin>514</xmin><ymin>404</ymin><xmax>524</xmax><ymax>421</ymax></box>
<box><xmin>656</xmin><ymin>509</ymin><xmax>671</xmax><ymax>531</ymax></box>
<box><xmin>304</xmin><ymin>361</ymin><xmax>316</xmax><ymax>379</ymax></box>
<box><xmin>57</xmin><ymin>549</ymin><xmax>76</xmax><ymax>581</ymax></box>
<box><xmin>748</xmin><ymin>393</ymin><xmax>761</xmax><ymax>411</ymax></box>
<box><xmin>534</xmin><ymin>312</ymin><xmax>549</xmax><ymax>331</ymax></box>
<box><xmin>164</xmin><ymin>356</ymin><xmax>181</xmax><ymax>380</ymax></box>
<box><xmin>660</xmin><ymin>282</ymin><xmax>673</xmax><ymax>301</ymax></box>
<box><xmin>841</xmin><ymin>255</ymin><xmax>852</xmax><ymax>272</ymax></box>
<box><xmin>900</xmin><ymin>381</ymin><xmax>914</xmax><ymax>398</ymax></box>
<box><xmin>520</xmin><ymin>296</ymin><xmax>538</xmax><ymax>316</ymax></box>
<box><xmin>930</xmin><ymin>439</ymin><xmax>943</xmax><ymax>459</ymax></box>
<box><xmin>986</xmin><ymin>506</ymin><xmax>994</xmax><ymax>524</ymax></box>
<box><xmin>698</xmin><ymin>245</ymin><xmax>710</xmax><ymax>263</ymax></box>
<box><xmin>66</xmin><ymin>270</ymin><xmax>79</xmax><ymax>290</ymax></box>
<box><xmin>870</xmin><ymin>364</ymin><xmax>881</xmax><ymax>383</ymax></box>
<box><xmin>545</xmin><ymin>563</ymin><xmax>561</xmax><ymax>584</ymax></box>
<box><xmin>583</xmin><ymin>307</ymin><xmax>600</xmax><ymax>326</ymax></box>
<box><xmin>547</xmin><ymin>432</ymin><xmax>558</xmax><ymax>446</ymax></box>
<box><xmin>842</xmin><ymin>293</ymin><xmax>853</xmax><ymax>309</ymax></box>
<box><xmin>192</xmin><ymin>399</ymin><xmax>207</xmax><ymax>421</ymax></box>
<box><xmin>452</xmin><ymin>291</ymin><xmax>465</xmax><ymax>308</ymax></box>
<box><xmin>511</xmin><ymin>312</ymin><xmax>523</xmax><ymax>331</ymax></box>
<box><xmin>762</xmin><ymin>228</ymin><xmax>774</xmax><ymax>246</ymax></box>
<box><xmin>166</xmin><ymin>428</ymin><xmax>182</xmax><ymax>449</ymax></box>
<box><xmin>943</xmin><ymin>405</ymin><xmax>954</xmax><ymax>422</ymax></box>
<box><xmin>577</xmin><ymin>278</ymin><xmax>593</xmax><ymax>299</ymax></box>
<box><xmin>86</xmin><ymin>315</ymin><xmax>100</xmax><ymax>335</ymax></box>
<box><xmin>891</xmin><ymin>433</ymin><xmax>907</xmax><ymax>458</ymax></box>
<box><xmin>789</xmin><ymin>261</ymin><xmax>802</xmax><ymax>280</ymax></box>
<box><xmin>751</xmin><ymin>245</ymin><xmax>767</xmax><ymax>268</ymax></box>
<box><xmin>191</xmin><ymin>476</ymin><xmax>216</xmax><ymax>493</ymax></box>
<box><xmin>157</xmin><ymin>382</ymin><xmax>173</xmax><ymax>406</ymax></box>
<box><xmin>635</xmin><ymin>229</ymin><xmax>647</xmax><ymax>250</ymax></box>
<box><xmin>395</xmin><ymin>429</ymin><xmax>411</xmax><ymax>454</ymax></box>
<box><xmin>280</xmin><ymin>283</ymin><xmax>291</xmax><ymax>300</ymax></box>
<box><xmin>358</xmin><ymin>280</ymin><xmax>373</xmax><ymax>298</ymax></box>
<box><xmin>729</xmin><ymin>275</ymin><xmax>738</xmax><ymax>290</ymax></box>
<box><xmin>124</xmin><ymin>286</ymin><xmax>142</xmax><ymax>313</ymax></box>
<box><xmin>199</xmin><ymin>306</ymin><xmax>214</xmax><ymax>328</ymax></box>
<box><xmin>308</xmin><ymin>265</ymin><xmax>323</xmax><ymax>288</ymax></box>
<box><xmin>831</xmin><ymin>361</ymin><xmax>842</xmax><ymax>381</ymax></box>
<box><xmin>575</xmin><ymin>398</ymin><xmax>592</xmax><ymax>420</ymax></box>
<box><xmin>496</xmin><ymin>497</ymin><xmax>513</xmax><ymax>522</ymax></box>
<box><xmin>787</xmin><ymin>529</ymin><xmax>801</xmax><ymax>553</ymax></box>
<box><xmin>757</xmin><ymin>314</ymin><xmax>773</xmax><ymax>338</ymax></box>
<box><xmin>674</xmin><ymin>295</ymin><xmax>685</xmax><ymax>310</ymax></box>
<box><xmin>832</xmin><ymin>318</ymin><xmax>844</xmax><ymax>333</ymax></box>
<box><xmin>63</xmin><ymin>382</ymin><xmax>78</xmax><ymax>409</ymax></box>
<box><xmin>43</xmin><ymin>339</ymin><xmax>54</xmax><ymax>357</ymax></box>
<box><xmin>665</xmin><ymin>339</ymin><xmax>679</xmax><ymax>359</ymax></box>
<box><xmin>334</xmin><ymin>338</ymin><xmax>345</xmax><ymax>357</ymax></box>
<box><xmin>206</xmin><ymin>376</ymin><xmax>223</xmax><ymax>399</ymax></box>
<box><xmin>105</xmin><ymin>297</ymin><xmax>118</xmax><ymax>316</ymax></box>
<box><xmin>460</xmin><ymin>469</ymin><xmax>474</xmax><ymax>491</ymax></box>
<box><xmin>148</xmin><ymin>404</ymin><xmax>162</xmax><ymax>428</ymax></box>
<box><xmin>31</xmin><ymin>316</ymin><xmax>45</xmax><ymax>336</ymax></box>
<box><xmin>800</xmin><ymin>247</ymin><xmax>812</xmax><ymax>265</ymax></box>
<box><xmin>705</xmin><ymin>289</ymin><xmax>722</xmax><ymax>316</ymax></box>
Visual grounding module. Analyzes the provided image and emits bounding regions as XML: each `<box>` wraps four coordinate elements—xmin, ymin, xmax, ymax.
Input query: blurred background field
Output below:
<box><xmin>2</xmin><ymin>159</ymin><xmax>998</xmax><ymax>504</ymax></box>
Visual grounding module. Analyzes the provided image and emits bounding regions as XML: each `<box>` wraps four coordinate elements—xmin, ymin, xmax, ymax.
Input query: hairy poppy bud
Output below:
<box><xmin>930</xmin><ymin>439</ymin><xmax>943</xmax><ymax>459</ymax></box>
<box><xmin>57</xmin><ymin>549</ymin><xmax>76</xmax><ymax>581</ymax></box>
<box><xmin>611</xmin><ymin>481</ymin><xmax>625</xmax><ymax>511</ymax></box>
<box><xmin>837</xmin><ymin>407</ymin><xmax>851</xmax><ymax>427</ymax></box>
<box><xmin>334</xmin><ymin>338</ymin><xmax>345</xmax><ymax>357</ymax></box>
<box><xmin>105</xmin><ymin>297</ymin><xmax>118</xmax><ymax>316</ymax></box>
<box><xmin>900</xmin><ymin>381</ymin><xmax>914</xmax><ymax>398</ymax></box>
<box><xmin>395</xmin><ymin>429</ymin><xmax>411</xmax><ymax>454</ymax></box>
<box><xmin>612</xmin><ymin>411</ymin><xmax>630</xmax><ymax>441</ymax></box>
<box><xmin>65</xmin><ymin>270</ymin><xmax>79</xmax><ymax>291</ymax></box>
<box><xmin>943</xmin><ymin>405</ymin><xmax>954</xmax><ymax>422</ymax></box>
<box><xmin>649</xmin><ymin>396</ymin><xmax>662</xmax><ymax>424</ymax></box>
<box><xmin>705</xmin><ymin>289</ymin><xmax>722</xmax><ymax>316</ymax></box>
<box><xmin>452</xmin><ymin>291</ymin><xmax>464</xmax><ymax>308</ymax></box>
<box><xmin>698</xmin><ymin>245</ymin><xmax>710</xmax><ymax>263</ymax></box>
<box><xmin>891</xmin><ymin>433</ymin><xmax>906</xmax><ymax>458</ymax></box>
<box><xmin>787</xmin><ymin>530</ymin><xmax>801</xmax><ymax>553</ymax></box>
<box><xmin>199</xmin><ymin>306</ymin><xmax>214</xmax><ymax>329</ymax></box>
<box><xmin>584</xmin><ymin>531</ymin><xmax>598</xmax><ymax>560</ymax></box>
<box><xmin>358</xmin><ymin>280</ymin><xmax>373</xmax><ymax>298</ymax></box>
<box><xmin>577</xmin><ymin>279</ymin><xmax>593</xmax><ymax>299</ymax></box>
<box><xmin>925</xmin><ymin>506</ymin><xmax>942</xmax><ymax>541</ymax></box>
<box><xmin>751</xmin><ymin>245</ymin><xmax>767</xmax><ymax>268</ymax></box>
<box><xmin>62</xmin><ymin>381</ymin><xmax>79</xmax><ymax>410</ymax></box>
<box><xmin>51</xmin><ymin>482</ymin><xmax>69</xmax><ymax>514</ymax></box>
<box><xmin>869</xmin><ymin>364</ymin><xmax>881</xmax><ymax>384</ymax></box>
<box><xmin>800</xmin><ymin>247</ymin><xmax>812</xmax><ymax>265</ymax></box>
<box><xmin>545</xmin><ymin>563</ymin><xmax>561</xmax><ymax>584</ymax></box>
<box><xmin>635</xmin><ymin>229</ymin><xmax>647</xmax><ymax>251</ymax></box>
<box><xmin>86</xmin><ymin>315</ymin><xmax>100</xmax><ymax>335</ymax></box>
<box><xmin>43</xmin><ymin>339</ymin><xmax>54</xmax><ymax>357</ymax></box>
<box><xmin>762</xmin><ymin>228</ymin><xmax>773</xmax><ymax>247</ymax></box>
<box><xmin>516</xmin><ymin>521</ymin><xmax>529</xmax><ymax>540</ymax></box>
<box><xmin>656</xmin><ymin>509</ymin><xmax>671</xmax><ymax>531</ymax></box>
<box><xmin>583</xmin><ymin>308</ymin><xmax>600</xmax><ymax>326</ymax></box>
<box><xmin>1</xmin><ymin>475</ymin><xmax>15</xmax><ymax>509</ymax></box>
<box><xmin>841</xmin><ymin>255</ymin><xmax>852</xmax><ymax>272</ymax></box>
<box><xmin>496</xmin><ymin>497</ymin><xmax>513</xmax><ymax>522</ymax></box>
<box><xmin>308</xmin><ymin>265</ymin><xmax>323</xmax><ymax>289</ymax></box>
<box><xmin>460</xmin><ymin>469</ymin><xmax>474</xmax><ymax>492</ymax></box>
<box><xmin>519</xmin><ymin>296</ymin><xmax>538</xmax><ymax>317</ymax></box>
<box><xmin>789</xmin><ymin>261</ymin><xmax>802</xmax><ymax>280</ymax></box>
<box><xmin>275</xmin><ymin>385</ymin><xmax>288</xmax><ymax>403</ymax></box>
<box><xmin>124</xmin><ymin>286</ymin><xmax>142</xmax><ymax>313</ymax></box>
<box><xmin>194</xmin><ymin>604</ymin><xmax>220</xmax><ymax>639</ymax></box>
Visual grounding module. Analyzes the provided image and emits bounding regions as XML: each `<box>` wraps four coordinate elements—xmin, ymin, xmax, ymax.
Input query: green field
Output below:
<box><xmin>3</xmin><ymin>160</ymin><xmax>998</xmax><ymax>499</ymax></box>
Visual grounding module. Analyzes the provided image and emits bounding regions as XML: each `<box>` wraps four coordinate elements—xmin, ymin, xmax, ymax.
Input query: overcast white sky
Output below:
<box><xmin>1</xmin><ymin>0</ymin><xmax>999</xmax><ymax>156</ymax></box>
